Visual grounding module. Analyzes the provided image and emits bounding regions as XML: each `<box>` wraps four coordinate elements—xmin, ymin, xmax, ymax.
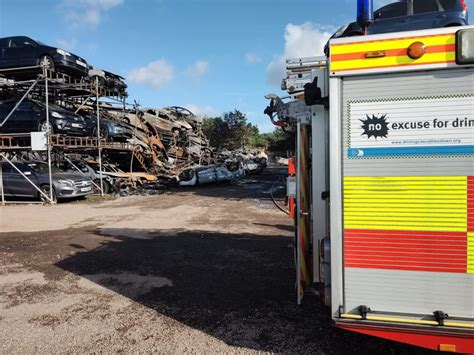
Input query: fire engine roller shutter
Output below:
<box><xmin>341</xmin><ymin>68</ymin><xmax>474</xmax><ymax>318</ymax></box>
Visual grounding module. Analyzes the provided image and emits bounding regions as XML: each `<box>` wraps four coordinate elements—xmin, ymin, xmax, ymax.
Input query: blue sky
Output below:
<box><xmin>0</xmin><ymin>0</ymin><xmax>430</xmax><ymax>132</ymax></box>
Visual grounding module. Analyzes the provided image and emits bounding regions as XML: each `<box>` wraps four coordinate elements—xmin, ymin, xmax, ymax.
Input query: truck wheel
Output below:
<box><xmin>40</xmin><ymin>185</ymin><xmax>57</xmax><ymax>203</ymax></box>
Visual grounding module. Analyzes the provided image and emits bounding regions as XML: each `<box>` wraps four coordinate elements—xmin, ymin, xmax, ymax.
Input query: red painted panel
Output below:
<box><xmin>344</xmin><ymin>263</ymin><xmax>466</xmax><ymax>273</ymax></box>
<box><xmin>336</xmin><ymin>323</ymin><xmax>474</xmax><ymax>353</ymax></box>
<box><xmin>344</xmin><ymin>228</ymin><xmax>468</xmax><ymax>273</ymax></box>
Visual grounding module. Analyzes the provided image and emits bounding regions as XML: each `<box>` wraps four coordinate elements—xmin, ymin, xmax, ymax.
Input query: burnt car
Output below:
<box><xmin>0</xmin><ymin>36</ymin><xmax>88</xmax><ymax>77</ymax></box>
<box><xmin>0</xmin><ymin>161</ymin><xmax>92</xmax><ymax>202</ymax></box>
<box><xmin>88</xmin><ymin>66</ymin><xmax>127</xmax><ymax>96</ymax></box>
<box><xmin>178</xmin><ymin>162</ymin><xmax>244</xmax><ymax>186</ymax></box>
<box><xmin>325</xmin><ymin>0</ymin><xmax>468</xmax><ymax>54</ymax></box>
<box><xmin>0</xmin><ymin>98</ymin><xmax>87</xmax><ymax>135</ymax></box>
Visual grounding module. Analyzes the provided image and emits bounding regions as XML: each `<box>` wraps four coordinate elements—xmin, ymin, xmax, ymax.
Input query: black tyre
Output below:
<box><xmin>39</xmin><ymin>184</ymin><xmax>57</xmax><ymax>203</ymax></box>
<box><xmin>93</xmin><ymin>179</ymin><xmax>110</xmax><ymax>194</ymax></box>
<box><xmin>93</xmin><ymin>126</ymin><xmax>109</xmax><ymax>139</ymax></box>
<box><xmin>38</xmin><ymin>55</ymin><xmax>55</xmax><ymax>70</ymax></box>
<box><xmin>38</xmin><ymin>121</ymin><xmax>54</xmax><ymax>134</ymax></box>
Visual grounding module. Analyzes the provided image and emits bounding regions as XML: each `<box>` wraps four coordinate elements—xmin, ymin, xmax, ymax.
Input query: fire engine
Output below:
<box><xmin>264</xmin><ymin>2</ymin><xmax>474</xmax><ymax>352</ymax></box>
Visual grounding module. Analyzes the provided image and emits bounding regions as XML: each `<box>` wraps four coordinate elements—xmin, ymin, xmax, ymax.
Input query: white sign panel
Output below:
<box><xmin>31</xmin><ymin>132</ymin><xmax>47</xmax><ymax>151</ymax></box>
<box><xmin>347</xmin><ymin>95</ymin><xmax>474</xmax><ymax>158</ymax></box>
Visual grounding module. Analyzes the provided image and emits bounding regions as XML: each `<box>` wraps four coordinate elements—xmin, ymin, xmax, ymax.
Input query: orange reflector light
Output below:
<box><xmin>365</xmin><ymin>50</ymin><xmax>386</xmax><ymax>58</ymax></box>
<box><xmin>439</xmin><ymin>344</ymin><xmax>456</xmax><ymax>352</ymax></box>
<box><xmin>407</xmin><ymin>41</ymin><xmax>427</xmax><ymax>59</ymax></box>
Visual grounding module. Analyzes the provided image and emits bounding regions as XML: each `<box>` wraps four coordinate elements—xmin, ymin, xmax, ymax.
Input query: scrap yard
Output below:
<box><xmin>0</xmin><ymin>169</ymin><xmax>430</xmax><ymax>354</ymax></box>
<box><xmin>1</xmin><ymin>0</ymin><xmax>474</xmax><ymax>353</ymax></box>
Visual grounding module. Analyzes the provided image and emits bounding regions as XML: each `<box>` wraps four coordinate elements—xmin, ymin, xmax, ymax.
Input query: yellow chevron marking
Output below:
<box><xmin>330</xmin><ymin>34</ymin><xmax>455</xmax><ymax>55</ymax></box>
<box><xmin>331</xmin><ymin>52</ymin><xmax>455</xmax><ymax>71</ymax></box>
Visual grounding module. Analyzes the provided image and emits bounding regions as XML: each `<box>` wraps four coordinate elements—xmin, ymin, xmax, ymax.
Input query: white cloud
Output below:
<box><xmin>56</xmin><ymin>38</ymin><xmax>77</xmax><ymax>51</ymax></box>
<box><xmin>184</xmin><ymin>104</ymin><xmax>220</xmax><ymax>118</ymax></box>
<box><xmin>58</xmin><ymin>0</ymin><xmax>123</xmax><ymax>29</ymax></box>
<box><xmin>266</xmin><ymin>22</ymin><xmax>332</xmax><ymax>87</ymax></box>
<box><xmin>128</xmin><ymin>59</ymin><xmax>175</xmax><ymax>90</ymax></box>
<box><xmin>185</xmin><ymin>61</ymin><xmax>209</xmax><ymax>84</ymax></box>
<box><xmin>245</xmin><ymin>52</ymin><xmax>262</xmax><ymax>64</ymax></box>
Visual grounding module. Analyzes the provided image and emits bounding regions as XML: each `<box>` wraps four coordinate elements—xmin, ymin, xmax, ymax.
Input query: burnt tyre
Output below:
<box><xmin>179</xmin><ymin>169</ymin><xmax>195</xmax><ymax>182</ymax></box>
<box><xmin>226</xmin><ymin>161</ymin><xmax>240</xmax><ymax>172</ymax></box>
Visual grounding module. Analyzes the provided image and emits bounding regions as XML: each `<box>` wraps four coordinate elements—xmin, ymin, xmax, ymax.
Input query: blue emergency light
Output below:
<box><xmin>357</xmin><ymin>0</ymin><xmax>374</xmax><ymax>33</ymax></box>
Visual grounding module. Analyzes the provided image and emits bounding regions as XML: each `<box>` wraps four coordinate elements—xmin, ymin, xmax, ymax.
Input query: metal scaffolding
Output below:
<box><xmin>0</xmin><ymin>64</ymin><xmax>130</xmax><ymax>205</ymax></box>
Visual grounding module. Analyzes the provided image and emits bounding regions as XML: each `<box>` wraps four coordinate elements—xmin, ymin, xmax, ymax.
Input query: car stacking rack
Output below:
<box><xmin>0</xmin><ymin>64</ymin><xmax>134</xmax><ymax>205</ymax></box>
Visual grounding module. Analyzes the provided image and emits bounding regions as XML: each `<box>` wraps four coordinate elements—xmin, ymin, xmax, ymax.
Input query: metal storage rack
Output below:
<box><xmin>0</xmin><ymin>64</ymin><xmax>131</xmax><ymax>205</ymax></box>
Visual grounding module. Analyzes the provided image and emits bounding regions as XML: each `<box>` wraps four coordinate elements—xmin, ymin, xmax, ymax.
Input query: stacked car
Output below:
<box><xmin>0</xmin><ymin>35</ymin><xmax>256</xmax><ymax>202</ymax></box>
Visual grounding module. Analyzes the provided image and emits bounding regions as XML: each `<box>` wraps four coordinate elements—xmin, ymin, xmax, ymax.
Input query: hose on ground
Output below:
<box><xmin>270</xmin><ymin>175</ymin><xmax>290</xmax><ymax>216</ymax></box>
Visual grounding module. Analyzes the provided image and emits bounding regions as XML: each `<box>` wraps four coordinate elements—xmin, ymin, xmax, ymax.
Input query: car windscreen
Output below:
<box><xmin>27</xmin><ymin>163</ymin><xmax>61</xmax><ymax>174</ymax></box>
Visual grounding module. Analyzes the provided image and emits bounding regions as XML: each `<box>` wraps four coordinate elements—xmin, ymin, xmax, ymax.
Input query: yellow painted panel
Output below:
<box><xmin>331</xmin><ymin>52</ymin><xmax>456</xmax><ymax>71</ymax></box>
<box><xmin>467</xmin><ymin>232</ymin><xmax>474</xmax><ymax>274</ymax></box>
<box><xmin>344</xmin><ymin>213</ymin><xmax>466</xmax><ymax>224</ymax></box>
<box><xmin>344</xmin><ymin>219</ymin><xmax>467</xmax><ymax>227</ymax></box>
<box><xmin>344</xmin><ymin>203</ymin><xmax>467</xmax><ymax>209</ymax></box>
<box><xmin>344</xmin><ymin>176</ymin><xmax>466</xmax><ymax>182</ymax></box>
<box><xmin>344</xmin><ymin>208</ymin><xmax>467</xmax><ymax>221</ymax></box>
<box><xmin>330</xmin><ymin>34</ymin><xmax>455</xmax><ymax>55</ymax></box>
<box><xmin>343</xmin><ymin>223</ymin><xmax>467</xmax><ymax>232</ymax></box>
<box><xmin>345</xmin><ymin>192</ymin><xmax>467</xmax><ymax>198</ymax></box>
<box><xmin>344</xmin><ymin>198</ymin><xmax>466</xmax><ymax>205</ymax></box>
<box><xmin>344</xmin><ymin>208</ymin><xmax>466</xmax><ymax>215</ymax></box>
<box><xmin>343</xmin><ymin>176</ymin><xmax>469</xmax><ymax>234</ymax></box>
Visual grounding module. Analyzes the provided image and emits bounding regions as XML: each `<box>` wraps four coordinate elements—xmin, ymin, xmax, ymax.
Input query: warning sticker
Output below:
<box><xmin>347</xmin><ymin>95</ymin><xmax>474</xmax><ymax>158</ymax></box>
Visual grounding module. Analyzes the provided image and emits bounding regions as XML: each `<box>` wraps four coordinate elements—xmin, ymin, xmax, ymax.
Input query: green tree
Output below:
<box><xmin>202</xmin><ymin>110</ymin><xmax>294</xmax><ymax>152</ymax></box>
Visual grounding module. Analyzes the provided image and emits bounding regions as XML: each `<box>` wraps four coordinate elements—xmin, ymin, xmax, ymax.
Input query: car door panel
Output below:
<box><xmin>0</xmin><ymin>38</ymin><xmax>8</xmax><ymax>67</ymax></box>
<box><xmin>2</xmin><ymin>164</ymin><xmax>36</xmax><ymax>197</ymax></box>
<box><xmin>14</xmin><ymin>101</ymin><xmax>34</xmax><ymax>132</ymax></box>
<box><xmin>2</xmin><ymin>47</ymin><xmax>18</xmax><ymax>67</ymax></box>
<box><xmin>8</xmin><ymin>37</ymin><xmax>37</xmax><ymax>67</ymax></box>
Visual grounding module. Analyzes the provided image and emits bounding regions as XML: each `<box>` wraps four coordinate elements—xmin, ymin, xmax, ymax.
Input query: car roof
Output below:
<box><xmin>0</xmin><ymin>35</ymin><xmax>34</xmax><ymax>42</ymax></box>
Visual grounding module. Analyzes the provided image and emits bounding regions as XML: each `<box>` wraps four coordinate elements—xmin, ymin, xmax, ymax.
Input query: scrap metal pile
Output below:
<box><xmin>0</xmin><ymin>35</ymin><xmax>267</xmax><ymax>202</ymax></box>
<box><xmin>103</xmin><ymin>105</ymin><xmax>213</xmax><ymax>177</ymax></box>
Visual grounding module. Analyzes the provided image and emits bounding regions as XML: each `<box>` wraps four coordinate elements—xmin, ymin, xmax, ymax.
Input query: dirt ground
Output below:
<box><xmin>0</xmin><ymin>167</ymin><xmax>433</xmax><ymax>354</ymax></box>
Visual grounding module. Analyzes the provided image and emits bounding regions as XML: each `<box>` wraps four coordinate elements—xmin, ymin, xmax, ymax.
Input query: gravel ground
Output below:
<box><xmin>0</xmin><ymin>167</ymin><xmax>434</xmax><ymax>354</ymax></box>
